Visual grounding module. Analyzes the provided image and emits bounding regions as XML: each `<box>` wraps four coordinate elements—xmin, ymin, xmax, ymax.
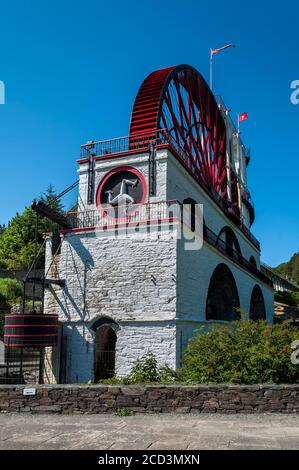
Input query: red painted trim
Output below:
<box><xmin>61</xmin><ymin>226</ymin><xmax>97</xmax><ymax>235</ymax></box>
<box><xmin>5</xmin><ymin>333</ymin><xmax>58</xmax><ymax>337</ymax></box>
<box><xmin>60</xmin><ymin>217</ymin><xmax>177</xmax><ymax>235</ymax></box>
<box><xmin>5</xmin><ymin>314</ymin><xmax>58</xmax><ymax>318</ymax></box>
<box><xmin>95</xmin><ymin>165</ymin><xmax>147</xmax><ymax>222</ymax></box>
<box><xmin>5</xmin><ymin>324</ymin><xmax>58</xmax><ymax>328</ymax></box>
<box><xmin>76</xmin><ymin>140</ymin><xmax>258</xmax><ymax>249</ymax></box>
<box><xmin>95</xmin><ymin>149</ymin><xmax>149</xmax><ymax>161</ymax></box>
<box><xmin>5</xmin><ymin>343</ymin><xmax>57</xmax><ymax>348</ymax></box>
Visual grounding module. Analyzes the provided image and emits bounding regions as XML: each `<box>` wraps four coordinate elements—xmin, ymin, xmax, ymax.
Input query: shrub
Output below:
<box><xmin>114</xmin><ymin>408</ymin><xmax>134</xmax><ymax>416</ymax></box>
<box><xmin>0</xmin><ymin>278</ymin><xmax>22</xmax><ymax>303</ymax></box>
<box><xmin>126</xmin><ymin>352</ymin><xmax>160</xmax><ymax>384</ymax></box>
<box><xmin>180</xmin><ymin>321</ymin><xmax>299</xmax><ymax>384</ymax></box>
<box><xmin>99</xmin><ymin>353</ymin><xmax>178</xmax><ymax>385</ymax></box>
<box><xmin>275</xmin><ymin>291</ymin><xmax>299</xmax><ymax>307</ymax></box>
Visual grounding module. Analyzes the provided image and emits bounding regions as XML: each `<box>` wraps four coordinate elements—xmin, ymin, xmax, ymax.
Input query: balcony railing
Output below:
<box><xmin>67</xmin><ymin>200</ymin><xmax>177</xmax><ymax>229</ymax></box>
<box><xmin>80</xmin><ymin>130</ymin><xmax>167</xmax><ymax>159</ymax></box>
<box><xmin>66</xmin><ymin>201</ymin><xmax>271</xmax><ymax>287</ymax></box>
<box><xmin>80</xmin><ymin>130</ymin><xmax>260</xmax><ymax>251</ymax></box>
<box><xmin>204</xmin><ymin>225</ymin><xmax>270</xmax><ymax>287</ymax></box>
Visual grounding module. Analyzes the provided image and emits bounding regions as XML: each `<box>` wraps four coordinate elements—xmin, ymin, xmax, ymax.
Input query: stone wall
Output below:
<box><xmin>0</xmin><ymin>384</ymin><xmax>298</xmax><ymax>414</ymax></box>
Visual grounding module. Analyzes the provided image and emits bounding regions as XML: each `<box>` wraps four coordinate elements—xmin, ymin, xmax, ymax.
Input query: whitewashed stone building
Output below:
<box><xmin>44</xmin><ymin>64</ymin><xmax>274</xmax><ymax>383</ymax></box>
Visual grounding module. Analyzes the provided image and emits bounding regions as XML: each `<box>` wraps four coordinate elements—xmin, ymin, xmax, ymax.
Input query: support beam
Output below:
<box><xmin>32</xmin><ymin>200</ymin><xmax>71</xmax><ymax>229</ymax></box>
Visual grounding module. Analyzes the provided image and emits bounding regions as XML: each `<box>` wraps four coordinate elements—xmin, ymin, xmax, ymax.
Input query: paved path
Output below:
<box><xmin>0</xmin><ymin>413</ymin><xmax>298</xmax><ymax>450</ymax></box>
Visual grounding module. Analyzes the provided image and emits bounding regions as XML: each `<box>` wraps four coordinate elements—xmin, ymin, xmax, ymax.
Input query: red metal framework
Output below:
<box><xmin>129</xmin><ymin>65</ymin><xmax>227</xmax><ymax>200</ymax></box>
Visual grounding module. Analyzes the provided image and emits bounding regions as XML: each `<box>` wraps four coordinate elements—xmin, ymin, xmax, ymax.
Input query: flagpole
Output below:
<box><xmin>210</xmin><ymin>49</ymin><xmax>213</xmax><ymax>91</ymax></box>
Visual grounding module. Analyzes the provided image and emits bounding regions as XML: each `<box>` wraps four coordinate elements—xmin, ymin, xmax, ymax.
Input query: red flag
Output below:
<box><xmin>238</xmin><ymin>112</ymin><xmax>248</xmax><ymax>123</ymax></box>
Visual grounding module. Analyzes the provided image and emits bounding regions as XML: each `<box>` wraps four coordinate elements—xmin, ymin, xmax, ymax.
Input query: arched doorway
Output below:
<box><xmin>91</xmin><ymin>318</ymin><xmax>118</xmax><ymax>382</ymax></box>
<box><xmin>206</xmin><ymin>263</ymin><xmax>240</xmax><ymax>321</ymax></box>
<box><xmin>249</xmin><ymin>285</ymin><xmax>266</xmax><ymax>321</ymax></box>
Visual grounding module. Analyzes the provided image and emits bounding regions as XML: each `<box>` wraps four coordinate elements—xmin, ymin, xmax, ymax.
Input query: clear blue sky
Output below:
<box><xmin>0</xmin><ymin>0</ymin><xmax>298</xmax><ymax>267</ymax></box>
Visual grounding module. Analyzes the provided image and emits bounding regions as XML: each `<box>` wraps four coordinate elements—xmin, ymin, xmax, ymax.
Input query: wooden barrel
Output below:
<box><xmin>4</xmin><ymin>314</ymin><xmax>59</xmax><ymax>348</ymax></box>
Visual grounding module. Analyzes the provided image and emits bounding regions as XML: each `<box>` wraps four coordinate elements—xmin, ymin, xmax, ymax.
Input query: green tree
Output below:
<box><xmin>41</xmin><ymin>184</ymin><xmax>64</xmax><ymax>214</ymax></box>
<box><xmin>0</xmin><ymin>186</ymin><xmax>63</xmax><ymax>270</ymax></box>
<box><xmin>0</xmin><ymin>278</ymin><xmax>22</xmax><ymax>302</ymax></box>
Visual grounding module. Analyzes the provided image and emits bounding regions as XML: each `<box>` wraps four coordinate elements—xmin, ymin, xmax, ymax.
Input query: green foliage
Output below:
<box><xmin>180</xmin><ymin>321</ymin><xmax>299</xmax><ymax>384</ymax></box>
<box><xmin>114</xmin><ymin>408</ymin><xmax>134</xmax><ymax>417</ymax></box>
<box><xmin>275</xmin><ymin>290</ymin><xmax>299</xmax><ymax>307</ymax></box>
<box><xmin>275</xmin><ymin>252</ymin><xmax>299</xmax><ymax>286</ymax></box>
<box><xmin>41</xmin><ymin>184</ymin><xmax>64</xmax><ymax>214</ymax></box>
<box><xmin>0</xmin><ymin>278</ymin><xmax>22</xmax><ymax>302</ymax></box>
<box><xmin>128</xmin><ymin>352</ymin><xmax>160</xmax><ymax>383</ymax></box>
<box><xmin>0</xmin><ymin>186</ymin><xmax>63</xmax><ymax>270</ymax></box>
<box><xmin>99</xmin><ymin>353</ymin><xmax>178</xmax><ymax>385</ymax></box>
<box><xmin>0</xmin><ymin>288</ymin><xmax>11</xmax><ymax>338</ymax></box>
<box><xmin>100</xmin><ymin>323</ymin><xmax>299</xmax><ymax>386</ymax></box>
<box><xmin>0</xmin><ymin>312</ymin><xmax>5</xmax><ymax>338</ymax></box>
<box><xmin>99</xmin><ymin>376</ymin><xmax>123</xmax><ymax>385</ymax></box>
<box><xmin>0</xmin><ymin>207</ymin><xmax>39</xmax><ymax>269</ymax></box>
<box><xmin>0</xmin><ymin>291</ymin><xmax>6</xmax><ymax>306</ymax></box>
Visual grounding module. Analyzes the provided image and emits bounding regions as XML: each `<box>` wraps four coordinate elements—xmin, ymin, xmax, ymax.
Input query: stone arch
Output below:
<box><xmin>206</xmin><ymin>263</ymin><xmax>240</xmax><ymax>321</ymax></box>
<box><xmin>249</xmin><ymin>285</ymin><xmax>266</xmax><ymax>321</ymax></box>
<box><xmin>217</xmin><ymin>226</ymin><xmax>242</xmax><ymax>259</ymax></box>
<box><xmin>90</xmin><ymin>317</ymin><xmax>118</xmax><ymax>381</ymax></box>
<box><xmin>249</xmin><ymin>256</ymin><xmax>257</xmax><ymax>268</ymax></box>
<box><xmin>182</xmin><ymin>197</ymin><xmax>206</xmax><ymax>236</ymax></box>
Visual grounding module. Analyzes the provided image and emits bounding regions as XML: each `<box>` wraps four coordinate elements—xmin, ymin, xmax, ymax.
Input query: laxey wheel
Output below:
<box><xmin>129</xmin><ymin>64</ymin><xmax>227</xmax><ymax>201</ymax></box>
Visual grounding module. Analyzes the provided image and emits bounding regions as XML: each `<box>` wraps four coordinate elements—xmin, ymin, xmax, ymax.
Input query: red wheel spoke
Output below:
<box><xmin>173</xmin><ymin>78</ymin><xmax>205</xmax><ymax>172</ymax></box>
<box><xmin>129</xmin><ymin>64</ymin><xmax>229</xmax><ymax>211</ymax></box>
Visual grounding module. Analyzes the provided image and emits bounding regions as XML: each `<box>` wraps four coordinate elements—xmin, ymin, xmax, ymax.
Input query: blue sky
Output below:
<box><xmin>0</xmin><ymin>0</ymin><xmax>298</xmax><ymax>266</ymax></box>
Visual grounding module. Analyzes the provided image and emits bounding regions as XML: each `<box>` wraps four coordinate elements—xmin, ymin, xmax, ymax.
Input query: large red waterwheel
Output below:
<box><xmin>129</xmin><ymin>64</ymin><xmax>227</xmax><ymax>200</ymax></box>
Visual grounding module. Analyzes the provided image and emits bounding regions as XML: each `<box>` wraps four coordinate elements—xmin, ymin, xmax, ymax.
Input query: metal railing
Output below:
<box><xmin>95</xmin><ymin>350</ymin><xmax>116</xmax><ymax>380</ymax></box>
<box><xmin>66</xmin><ymin>200</ymin><xmax>270</xmax><ymax>287</ymax></box>
<box><xmin>0</xmin><ymin>341</ymin><xmax>43</xmax><ymax>384</ymax></box>
<box><xmin>80</xmin><ymin>130</ymin><xmax>260</xmax><ymax>250</ymax></box>
<box><xmin>204</xmin><ymin>226</ymin><xmax>271</xmax><ymax>287</ymax></box>
<box><xmin>80</xmin><ymin>130</ymin><xmax>168</xmax><ymax>159</ymax></box>
<box><xmin>261</xmin><ymin>263</ymin><xmax>299</xmax><ymax>292</ymax></box>
<box><xmin>67</xmin><ymin>200</ymin><xmax>178</xmax><ymax>229</ymax></box>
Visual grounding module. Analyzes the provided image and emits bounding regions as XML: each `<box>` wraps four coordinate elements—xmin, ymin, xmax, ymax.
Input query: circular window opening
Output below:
<box><xmin>96</xmin><ymin>167</ymin><xmax>146</xmax><ymax>220</ymax></box>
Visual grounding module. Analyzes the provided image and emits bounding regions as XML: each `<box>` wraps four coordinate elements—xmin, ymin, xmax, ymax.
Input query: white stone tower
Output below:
<box><xmin>44</xmin><ymin>65</ymin><xmax>274</xmax><ymax>383</ymax></box>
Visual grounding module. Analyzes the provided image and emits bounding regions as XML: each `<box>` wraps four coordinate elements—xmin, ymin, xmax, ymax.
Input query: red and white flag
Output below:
<box><xmin>238</xmin><ymin>112</ymin><xmax>248</xmax><ymax>123</ymax></box>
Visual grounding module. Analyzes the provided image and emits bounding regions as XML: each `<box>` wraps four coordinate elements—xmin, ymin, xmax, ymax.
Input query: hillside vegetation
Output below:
<box><xmin>275</xmin><ymin>252</ymin><xmax>299</xmax><ymax>286</ymax></box>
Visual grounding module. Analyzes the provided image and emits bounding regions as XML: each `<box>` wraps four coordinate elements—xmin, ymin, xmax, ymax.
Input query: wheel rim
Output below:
<box><xmin>130</xmin><ymin>64</ymin><xmax>227</xmax><ymax>200</ymax></box>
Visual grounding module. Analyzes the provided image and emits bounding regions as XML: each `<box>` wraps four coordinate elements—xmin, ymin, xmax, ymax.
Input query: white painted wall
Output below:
<box><xmin>43</xmin><ymin>145</ymin><xmax>273</xmax><ymax>383</ymax></box>
<box><xmin>166</xmin><ymin>151</ymin><xmax>260</xmax><ymax>264</ymax></box>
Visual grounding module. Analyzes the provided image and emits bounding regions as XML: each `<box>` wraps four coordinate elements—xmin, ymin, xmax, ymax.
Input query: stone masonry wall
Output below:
<box><xmin>0</xmin><ymin>384</ymin><xmax>299</xmax><ymax>414</ymax></box>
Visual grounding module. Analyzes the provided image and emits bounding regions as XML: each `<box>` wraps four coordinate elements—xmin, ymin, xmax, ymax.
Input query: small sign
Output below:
<box><xmin>23</xmin><ymin>388</ymin><xmax>36</xmax><ymax>396</ymax></box>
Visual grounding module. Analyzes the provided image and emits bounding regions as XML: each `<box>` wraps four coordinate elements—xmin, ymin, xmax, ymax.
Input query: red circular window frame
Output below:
<box><xmin>96</xmin><ymin>165</ymin><xmax>147</xmax><ymax>222</ymax></box>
